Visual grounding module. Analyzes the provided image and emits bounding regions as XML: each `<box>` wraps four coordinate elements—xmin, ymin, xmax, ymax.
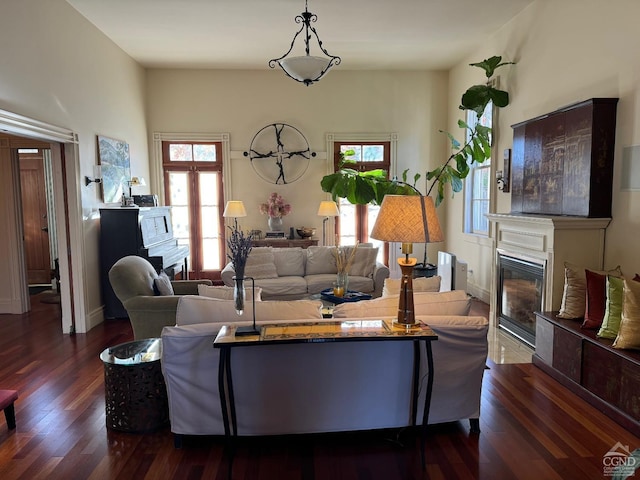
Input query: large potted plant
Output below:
<box><xmin>321</xmin><ymin>56</ymin><xmax>514</xmax><ymax>207</ymax></box>
<box><xmin>320</xmin><ymin>56</ymin><xmax>514</xmax><ymax>270</ymax></box>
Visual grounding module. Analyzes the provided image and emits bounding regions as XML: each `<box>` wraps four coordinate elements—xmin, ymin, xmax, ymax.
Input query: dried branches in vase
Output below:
<box><xmin>226</xmin><ymin>226</ymin><xmax>253</xmax><ymax>315</ymax></box>
<box><xmin>332</xmin><ymin>243</ymin><xmax>359</xmax><ymax>274</ymax></box>
<box><xmin>332</xmin><ymin>243</ymin><xmax>358</xmax><ymax>297</ymax></box>
<box><xmin>226</xmin><ymin>226</ymin><xmax>253</xmax><ymax>277</ymax></box>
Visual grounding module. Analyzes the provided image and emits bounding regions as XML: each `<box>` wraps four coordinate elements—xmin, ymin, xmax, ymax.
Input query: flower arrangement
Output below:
<box><xmin>259</xmin><ymin>192</ymin><xmax>292</xmax><ymax>218</ymax></box>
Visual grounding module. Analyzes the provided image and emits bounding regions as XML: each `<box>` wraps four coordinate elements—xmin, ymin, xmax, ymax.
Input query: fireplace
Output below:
<box><xmin>497</xmin><ymin>251</ymin><xmax>545</xmax><ymax>347</ymax></box>
<box><xmin>487</xmin><ymin>213</ymin><xmax>610</xmax><ymax>348</ymax></box>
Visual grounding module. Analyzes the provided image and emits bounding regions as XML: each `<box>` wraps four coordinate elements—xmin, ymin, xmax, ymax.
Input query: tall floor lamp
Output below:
<box><xmin>317</xmin><ymin>200</ymin><xmax>340</xmax><ymax>246</ymax></box>
<box><xmin>371</xmin><ymin>195</ymin><xmax>443</xmax><ymax>327</ymax></box>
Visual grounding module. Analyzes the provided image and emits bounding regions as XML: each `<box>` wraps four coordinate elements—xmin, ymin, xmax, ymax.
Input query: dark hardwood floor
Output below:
<box><xmin>0</xmin><ymin>294</ymin><xmax>638</xmax><ymax>479</ymax></box>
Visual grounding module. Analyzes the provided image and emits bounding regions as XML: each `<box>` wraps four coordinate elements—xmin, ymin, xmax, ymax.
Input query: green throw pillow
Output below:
<box><xmin>597</xmin><ymin>276</ymin><xmax>624</xmax><ymax>339</ymax></box>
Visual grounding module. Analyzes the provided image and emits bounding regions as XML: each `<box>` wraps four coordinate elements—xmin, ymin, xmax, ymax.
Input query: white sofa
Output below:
<box><xmin>160</xmin><ymin>291</ymin><xmax>488</xmax><ymax>441</ymax></box>
<box><xmin>220</xmin><ymin>245</ymin><xmax>390</xmax><ymax>299</ymax></box>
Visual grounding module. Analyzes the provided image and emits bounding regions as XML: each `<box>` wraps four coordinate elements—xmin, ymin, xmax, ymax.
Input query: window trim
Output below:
<box><xmin>463</xmin><ymin>93</ymin><xmax>498</xmax><ymax>237</ymax></box>
<box><xmin>326</xmin><ymin>133</ymin><xmax>397</xmax><ymax>267</ymax></box>
<box><xmin>154</xmin><ymin>133</ymin><xmax>230</xmax><ymax>279</ymax></box>
<box><xmin>152</xmin><ymin>132</ymin><xmax>231</xmax><ymax>205</ymax></box>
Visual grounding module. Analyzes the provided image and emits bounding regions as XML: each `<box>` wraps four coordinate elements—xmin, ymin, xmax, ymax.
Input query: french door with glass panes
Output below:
<box><xmin>162</xmin><ymin>141</ymin><xmax>225</xmax><ymax>281</ymax></box>
<box><xmin>334</xmin><ymin>142</ymin><xmax>389</xmax><ymax>265</ymax></box>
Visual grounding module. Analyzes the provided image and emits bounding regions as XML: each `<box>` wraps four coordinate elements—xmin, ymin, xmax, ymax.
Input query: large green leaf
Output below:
<box><xmin>461</xmin><ymin>85</ymin><xmax>492</xmax><ymax>116</ymax></box>
<box><xmin>489</xmin><ymin>88</ymin><xmax>509</xmax><ymax>108</ymax></box>
<box><xmin>469</xmin><ymin>56</ymin><xmax>514</xmax><ymax>78</ymax></box>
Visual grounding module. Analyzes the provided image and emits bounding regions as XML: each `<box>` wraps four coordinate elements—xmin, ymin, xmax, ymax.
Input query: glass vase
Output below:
<box><xmin>233</xmin><ymin>277</ymin><xmax>245</xmax><ymax>315</ymax></box>
<box><xmin>334</xmin><ymin>271</ymin><xmax>349</xmax><ymax>298</ymax></box>
<box><xmin>268</xmin><ymin>216</ymin><xmax>283</xmax><ymax>231</ymax></box>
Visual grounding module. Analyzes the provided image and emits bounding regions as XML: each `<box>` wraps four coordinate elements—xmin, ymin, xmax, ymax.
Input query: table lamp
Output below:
<box><xmin>371</xmin><ymin>195</ymin><xmax>443</xmax><ymax>326</ymax></box>
<box><xmin>317</xmin><ymin>200</ymin><xmax>340</xmax><ymax>245</ymax></box>
<box><xmin>128</xmin><ymin>176</ymin><xmax>146</xmax><ymax>197</ymax></box>
<box><xmin>223</xmin><ymin>200</ymin><xmax>247</xmax><ymax>230</ymax></box>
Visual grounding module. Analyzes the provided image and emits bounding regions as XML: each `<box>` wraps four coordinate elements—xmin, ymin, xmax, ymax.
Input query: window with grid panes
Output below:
<box><xmin>464</xmin><ymin>102</ymin><xmax>493</xmax><ymax>235</ymax></box>
<box><xmin>162</xmin><ymin>141</ymin><xmax>224</xmax><ymax>280</ymax></box>
<box><xmin>334</xmin><ymin>142</ymin><xmax>389</xmax><ymax>265</ymax></box>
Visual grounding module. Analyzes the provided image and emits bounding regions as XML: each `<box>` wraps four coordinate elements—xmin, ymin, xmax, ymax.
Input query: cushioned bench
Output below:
<box><xmin>0</xmin><ymin>389</ymin><xmax>18</xmax><ymax>430</ymax></box>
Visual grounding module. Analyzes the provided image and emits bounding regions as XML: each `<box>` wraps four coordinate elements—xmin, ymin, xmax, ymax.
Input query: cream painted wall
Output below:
<box><xmin>0</xmin><ymin>0</ymin><xmax>149</xmax><ymax>330</ymax></box>
<box><xmin>446</xmin><ymin>0</ymin><xmax>640</xmax><ymax>302</ymax></box>
<box><xmin>146</xmin><ymin>69</ymin><xmax>449</xmax><ymax>261</ymax></box>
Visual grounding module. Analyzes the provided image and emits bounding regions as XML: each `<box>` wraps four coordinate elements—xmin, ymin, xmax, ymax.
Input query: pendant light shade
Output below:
<box><xmin>269</xmin><ymin>0</ymin><xmax>341</xmax><ymax>86</ymax></box>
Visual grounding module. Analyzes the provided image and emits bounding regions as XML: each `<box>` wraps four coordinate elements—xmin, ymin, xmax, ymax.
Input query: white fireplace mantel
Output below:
<box><xmin>487</xmin><ymin>213</ymin><xmax>611</xmax><ymax>327</ymax></box>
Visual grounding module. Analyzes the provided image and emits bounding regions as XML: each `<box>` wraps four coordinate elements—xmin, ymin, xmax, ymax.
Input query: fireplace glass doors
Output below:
<box><xmin>497</xmin><ymin>252</ymin><xmax>545</xmax><ymax>347</ymax></box>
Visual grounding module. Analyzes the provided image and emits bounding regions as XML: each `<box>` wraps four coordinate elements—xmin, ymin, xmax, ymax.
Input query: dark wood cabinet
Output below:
<box><xmin>552</xmin><ymin>327</ymin><xmax>582</xmax><ymax>384</ymax></box>
<box><xmin>511</xmin><ymin>98</ymin><xmax>618</xmax><ymax>217</ymax></box>
<box><xmin>533</xmin><ymin>312</ymin><xmax>640</xmax><ymax>436</ymax></box>
<box><xmin>251</xmin><ymin>238</ymin><xmax>318</xmax><ymax>248</ymax></box>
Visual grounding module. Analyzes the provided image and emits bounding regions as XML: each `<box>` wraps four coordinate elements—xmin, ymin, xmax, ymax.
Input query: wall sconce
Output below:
<box><xmin>85</xmin><ymin>165</ymin><xmax>102</xmax><ymax>186</ymax></box>
<box><xmin>497</xmin><ymin>148</ymin><xmax>511</xmax><ymax>192</ymax></box>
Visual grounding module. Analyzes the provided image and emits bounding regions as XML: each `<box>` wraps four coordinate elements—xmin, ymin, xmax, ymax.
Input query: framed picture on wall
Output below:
<box><xmin>98</xmin><ymin>135</ymin><xmax>130</xmax><ymax>203</ymax></box>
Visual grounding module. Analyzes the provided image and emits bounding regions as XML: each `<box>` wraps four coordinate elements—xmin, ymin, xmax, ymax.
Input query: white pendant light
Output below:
<box><xmin>269</xmin><ymin>0</ymin><xmax>341</xmax><ymax>86</ymax></box>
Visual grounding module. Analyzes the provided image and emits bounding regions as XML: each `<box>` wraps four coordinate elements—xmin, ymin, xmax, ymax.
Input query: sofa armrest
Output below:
<box><xmin>221</xmin><ymin>262</ymin><xmax>236</xmax><ymax>287</ymax></box>
<box><xmin>123</xmin><ymin>295</ymin><xmax>183</xmax><ymax>339</ymax></box>
<box><xmin>171</xmin><ymin>279</ymin><xmax>212</xmax><ymax>295</ymax></box>
<box><xmin>372</xmin><ymin>262</ymin><xmax>390</xmax><ymax>298</ymax></box>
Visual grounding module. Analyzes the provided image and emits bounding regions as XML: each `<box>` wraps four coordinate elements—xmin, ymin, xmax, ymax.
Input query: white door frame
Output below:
<box><xmin>0</xmin><ymin>108</ymin><xmax>86</xmax><ymax>334</ymax></box>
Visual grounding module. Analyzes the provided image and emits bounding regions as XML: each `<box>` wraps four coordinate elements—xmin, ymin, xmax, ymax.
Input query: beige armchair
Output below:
<box><xmin>108</xmin><ymin>255</ymin><xmax>212</xmax><ymax>339</ymax></box>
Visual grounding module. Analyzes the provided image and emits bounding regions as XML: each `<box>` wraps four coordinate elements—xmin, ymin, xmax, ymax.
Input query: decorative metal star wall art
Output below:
<box><xmin>244</xmin><ymin>123</ymin><xmax>315</xmax><ymax>184</ymax></box>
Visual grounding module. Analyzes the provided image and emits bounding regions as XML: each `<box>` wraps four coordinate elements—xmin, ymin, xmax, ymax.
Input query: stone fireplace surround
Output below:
<box><xmin>487</xmin><ymin>213</ymin><xmax>611</xmax><ymax>342</ymax></box>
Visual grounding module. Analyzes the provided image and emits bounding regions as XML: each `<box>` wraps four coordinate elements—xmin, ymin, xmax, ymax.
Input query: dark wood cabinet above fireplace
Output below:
<box><xmin>511</xmin><ymin>98</ymin><xmax>618</xmax><ymax>217</ymax></box>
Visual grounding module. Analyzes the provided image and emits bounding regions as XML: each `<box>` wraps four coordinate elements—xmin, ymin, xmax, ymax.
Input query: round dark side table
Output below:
<box><xmin>100</xmin><ymin>338</ymin><xmax>169</xmax><ymax>433</ymax></box>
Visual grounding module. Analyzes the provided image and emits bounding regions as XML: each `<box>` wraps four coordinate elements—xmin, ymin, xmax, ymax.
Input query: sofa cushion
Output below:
<box><xmin>382</xmin><ymin>276</ymin><xmax>441</xmax><ymax>297</ymax></box>
<box><xmin>154</xmin><ymin>271</ymin><xmax>174</xmax><ymax>296</ymax></box>
<box><xmin>305</xmin><ymin>246</ymin><xmax>337</xmax><ymax>275</ymax></box>
<box><xmin>273</xmin><ymin>247</ymin><xmax>306</xmax><ymax>277</ymax></box>
<box><xmin>253</xmin><ymin>276</ymin><xmax>308</xmax><ymax>297</ymax></box>
<box><xmin>197</xmin><ymin>284</ymin><xmax>262</xmax><ymax>301</ymax></box>
<box><xmin>582</xmin><ymin>269</ymin><xmax>608</xmax><ymax>329</ymax></box>
<box><xmin>348</xmin><ymin>246</ymin><xmax>378</xmax><ymax>278</ymax></box>
<box><xmin>332</xmin><ymin>290</ymin><xmax>470</xmax><ymax>318</ymax></box>
<box><xmin>244</xmin><ymin>250</ymin><xmax>278</xmax><ymax>279</ymax></box>
<box><xmin>597</xmin><ymin>275</ymin><xmax>624</xmax><ymax>339</ymax></box>
<box><xmin>558</xmin><ymin>262</ymin><xmax>622</xmax><ymax>319</ymax></box>
<box><xmin>176</xmin><ymin>296</ymin><xmax>323</xmax><ymax>326</ymax></box>
<box><xmin>613</xmin><ymin>279</ymin><xmax>640</xmax><ymax>350</ymax></box>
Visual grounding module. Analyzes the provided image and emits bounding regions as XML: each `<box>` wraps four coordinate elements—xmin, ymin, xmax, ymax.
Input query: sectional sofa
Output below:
<box><xmin>220</xmin><ymin>245</ymin><xmax>390</xmax><ymax>300</ymax></box>
<box><xmin>160</xmin><ymin>290</ymin><xmax>489</xmax><ymax>442</ymax></box>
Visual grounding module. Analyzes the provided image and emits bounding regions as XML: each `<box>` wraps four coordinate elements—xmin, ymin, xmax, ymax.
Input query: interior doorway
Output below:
<box><xmin>0</xmin><ymin>122</ymin><xmax>80</xmax><ymax>334</ymax></box>
<box><xmin>18</xmin><ymin>147</ymin><xmax>58</xmax><ymax>290</ymax></box>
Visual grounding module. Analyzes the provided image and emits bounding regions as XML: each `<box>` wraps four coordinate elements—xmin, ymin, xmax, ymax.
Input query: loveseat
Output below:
<box><xmin>221</xmin><ymin>245</ymin><xmax>390</xmax><ymax>300</ymax></box>
<box><xmin>160</xmin><ymin>290</ymin><xmax>488</xmax><ymax>441</ymax></box>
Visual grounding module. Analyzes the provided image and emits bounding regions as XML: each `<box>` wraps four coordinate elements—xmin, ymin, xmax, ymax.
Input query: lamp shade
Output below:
<box><xmin>223</xmin><ymin>200</ymin><xmax>247</xmax><ymax>218</ymax></box>
<box><xmin>317</xmin><ymin>200</ymin><xmax>340</xmax><ymax>217</ymax></box>
<box><xmin>280</xmin><ymin>56</ymin><xmax>332</xmax><ymax>84</ymax></box>
<box><xmin>370</xmin><ymin>195</ymin><xmax>444</xmax><ymax>244</ymax></box>
<box><xmin>129</xmin><ymin>176</ymin><xmax>146</xmax><ymax>187</ymax></box>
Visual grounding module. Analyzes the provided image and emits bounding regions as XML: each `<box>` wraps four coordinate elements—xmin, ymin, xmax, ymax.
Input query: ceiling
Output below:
<box><xmin>65</xmin><ymin>0</ymin><xmax>534</xmax><ymax>71</ymax></box>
